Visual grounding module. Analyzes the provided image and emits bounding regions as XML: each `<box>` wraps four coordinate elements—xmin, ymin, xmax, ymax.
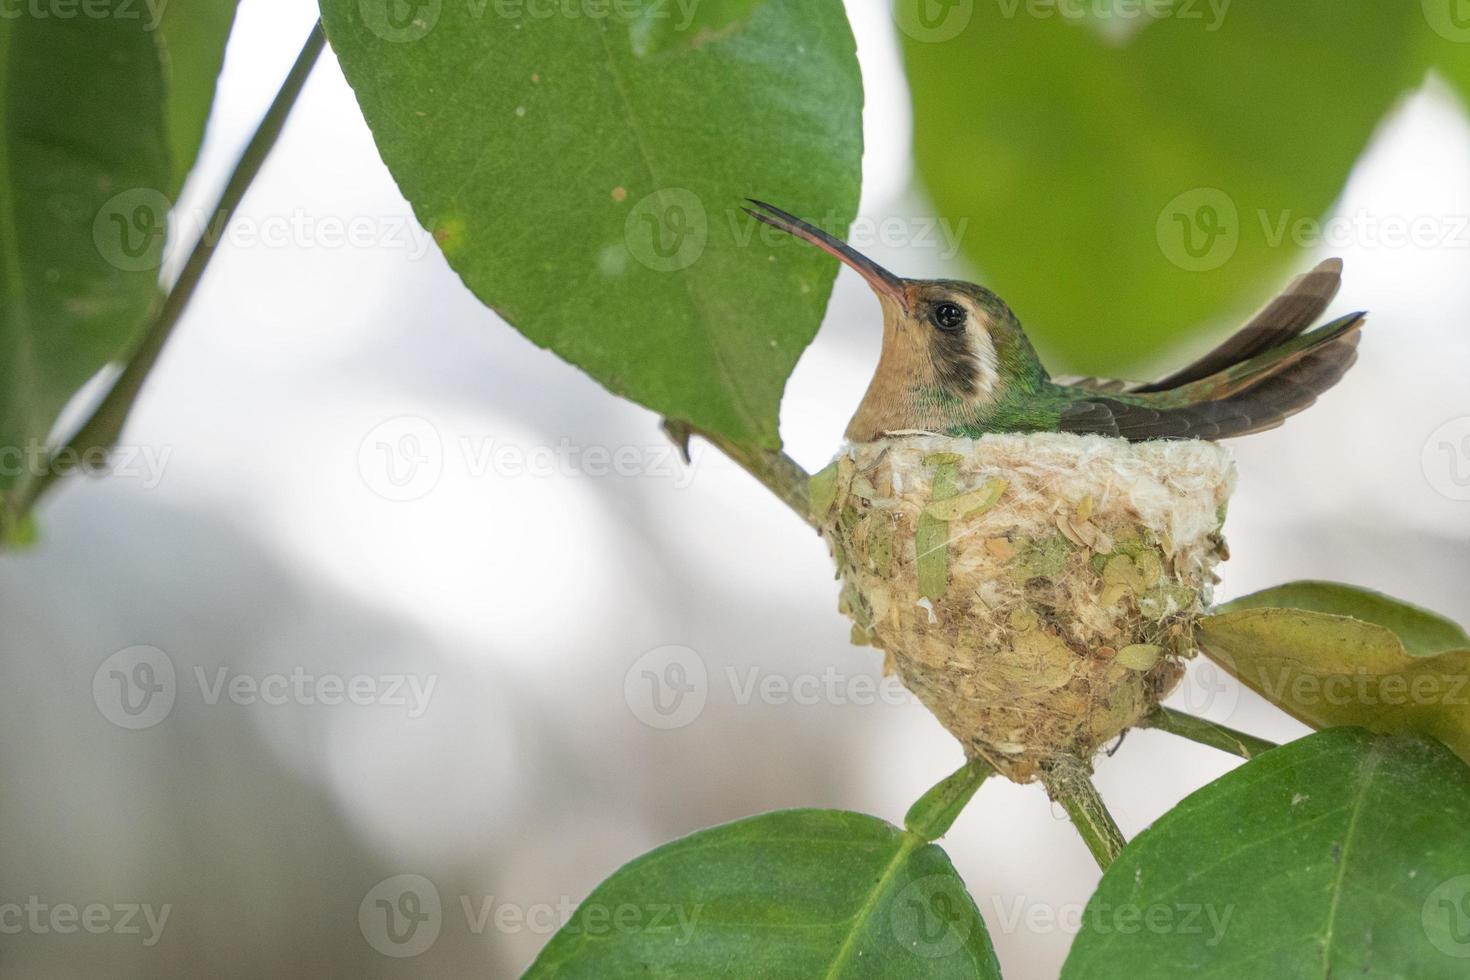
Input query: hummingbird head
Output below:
<box><xmin>745</xmin><ymin>200</ymin><xmax>1031</xmax><ymax>441</ymax></box>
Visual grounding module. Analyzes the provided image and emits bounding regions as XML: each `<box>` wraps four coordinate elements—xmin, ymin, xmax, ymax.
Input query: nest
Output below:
<box><xmin>813</xmin><ymin>432</ymin><xmax>1235</xmax><ymax>782</ymax></box>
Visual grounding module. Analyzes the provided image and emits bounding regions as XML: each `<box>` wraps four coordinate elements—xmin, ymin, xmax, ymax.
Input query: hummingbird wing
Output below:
<box><xmin>1056</xmin><ymin>310</ymin><xmax>1364</xmax><ymax>440</ymax></box>
<box><xmin>1048</xmin><ymin>374</ymin><xmax>1137</xmax><ymax>393</ymax></box>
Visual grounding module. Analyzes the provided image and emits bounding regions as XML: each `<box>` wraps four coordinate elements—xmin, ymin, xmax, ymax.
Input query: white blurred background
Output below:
<box><xmin>2</xmin><ymin>1</ymin><xmax>1468</xmax><ymax>977</ymax></box>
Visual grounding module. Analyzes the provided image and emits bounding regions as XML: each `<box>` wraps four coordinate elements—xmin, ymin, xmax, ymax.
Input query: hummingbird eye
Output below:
<box><xmin>930</xmin><ymin>301</ymin><xmax>966</xmax><ymax>332</ymax></box>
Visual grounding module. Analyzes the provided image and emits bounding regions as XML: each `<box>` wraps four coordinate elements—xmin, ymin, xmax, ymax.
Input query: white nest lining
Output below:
<box><xmin>841</xmin><ymin>432</ymin><xmax>1236</xmax><ymax>554</ymax></box>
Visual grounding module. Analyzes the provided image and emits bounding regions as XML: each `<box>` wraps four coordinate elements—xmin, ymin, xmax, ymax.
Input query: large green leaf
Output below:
<box><xmin>0</xmin><ymin>7</ymin><xmax>239</xmax><ymax>511</ymax></box>
<box><xmin>628</xmin><ymin>0</ymin><xmax>766</xmax><ymax>56</ymax></box>
<box><xmin>0</xmin><ymin>16</ymin><xmax>171</xmax><ymax>495</ymax></box>
<box><xmin>1200</xmin><ymin>582</ymin><xmax>1470</xmax><ymax>762</ymax></box>
<box><xmin>1062</xmin><ymin>728</ymin><xmax>1470</xmax><ymax>978</ymax></box>
<box><xmin>156</xmin><ymin>1</ymin><xmax>240</xmax><ymax>191</ymax></box>
<box><xmin>1418</xmin><ymin>3</ymin><xmax>1470</xmax><ymax>103</ymax></box>
<box><xmin>1215</xmin><ymin>581</ymin><xmax>1470</xmax><ymax>657</ymax></box>
<box><xmin>320</xmin><ymin>0</ymin><xmax>862</xmax><ymax>450</ymax></box>
<box><xmin>901</xmin><ymin>1</ymin><xmax>1425</xmax><ymax>373</ymax></box>
<box><xmin>524</xmin><ymin>808</ymin><xmax>1001</xmax><ymax>978</ymax></box>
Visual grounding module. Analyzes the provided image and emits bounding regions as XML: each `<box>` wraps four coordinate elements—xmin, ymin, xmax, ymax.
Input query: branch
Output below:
<box><xmin>904</xmin><ymin>757</ymin><xmax>992</xmax><ymax>841</ymax></box>
<box><xmin>664</xmin><ymin>420</ymin><xmax>816</xmax><ymax>529</ymax></box>
<box><xmin>1043</xmin><ymin>758</ymin><xmax>1126</xmax><ymax>870</ymax></box>
<box><xmin>1142</xmin><ymin>706</ymin><xmax>1277</xmax><ymax>760</ymax></box>
<box><xmin>7</xmin><ymin>22</ymin><xmax>328</xmax><ymax>523</ymax></box>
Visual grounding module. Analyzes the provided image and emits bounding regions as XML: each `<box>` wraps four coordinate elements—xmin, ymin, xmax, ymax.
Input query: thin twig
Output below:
<box><xmin>665</xmin><ymin>420</ymin><xmax>815</xmax><ymax>529</ymax></box>
<box><xmin>1043</xmin><ymin>758</ymin><xmax>1126</xmax><ymax>870</ymax></box>
<box><xmin>1143</xmin><ymin>706</ymin><xmax>1277</xmax><ymax>760</ymax></box>
<box><xmin>7</xmin><ymin>22</ymin><xmax>327</xmax><ymax>523</ymax></box>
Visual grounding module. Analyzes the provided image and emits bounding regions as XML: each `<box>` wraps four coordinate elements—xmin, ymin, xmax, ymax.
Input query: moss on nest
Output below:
<box><xmin>814</xmin><ymin>432</ymin><xmax>1235</xmax><ymax>783</ymax></box>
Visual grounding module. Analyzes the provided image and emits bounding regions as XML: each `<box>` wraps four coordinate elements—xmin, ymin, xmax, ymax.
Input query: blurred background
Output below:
<box><xmin>2</xmin><ymin>1</ymin><xmax>1468</xmax><ymax>976</ymax></box>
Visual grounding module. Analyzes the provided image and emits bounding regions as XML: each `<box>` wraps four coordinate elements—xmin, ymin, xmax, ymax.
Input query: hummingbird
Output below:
<box><xmin>744</xmin><ymin>199</ymin><xmax>1363</xmax><ymax>443</ymax></box>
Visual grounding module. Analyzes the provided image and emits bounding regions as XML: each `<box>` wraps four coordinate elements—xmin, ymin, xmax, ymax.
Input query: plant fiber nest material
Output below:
<box><xmin>813</xmin><ymin>432</ymin><xmax>1236</xmax><ymax>782</ymax></box>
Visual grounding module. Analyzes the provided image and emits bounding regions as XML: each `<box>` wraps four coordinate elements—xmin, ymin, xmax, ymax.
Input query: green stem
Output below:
<box><xmin>1143</xmin><ymin>706</ymin><xmax>1277</xmax><ymax>760</ymax></box>
<box><xmin>1043</xmin><ymin>760</ymin><xmax>1126</xmax><ymax>870</ymax></box>
<box><xmin>904</xmin><ymin>757</ymin><xmax>992</xmax><ymax>841</ymax></box>
<box><xmin>664</xmin><ymin>420</ymin><xmax>815</xmax><ymax>529</ymax></box>
<box><xmin>7</xmin><ymin>22</ymin><xmax>327</xmax><ymax>523</ymax></box>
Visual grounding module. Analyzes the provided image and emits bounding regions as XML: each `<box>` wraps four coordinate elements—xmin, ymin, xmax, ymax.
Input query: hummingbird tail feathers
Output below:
<box><xmin>1058</xmin><ymin>311</ymin><xmax>1364</xmax><ymax>441</ymax></box>
<box><xmin>1135</xmin><ymin>257</ymin><xmax>1345</xmax><ymax>393</ymax></box>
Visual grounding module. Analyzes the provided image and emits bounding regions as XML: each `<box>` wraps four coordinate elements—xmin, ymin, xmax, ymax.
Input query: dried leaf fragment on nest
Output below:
<box><xmin>809</xmin><ymin>460</ymin><xmax>842</xmax><ymax>523</ymax></box>
<box><xmin>1116</xmin><ymin>643</ymin><xmax>1164</xmax><ymax>671</ymax></box>
<box><xmin>985</xmin><ymin>537</ymin><xmax>1015</xmax><ymax>560</ymax></box>
<box><xmin>1103</xmin><ymin>552</ymin><xmax>1165</xmax><ymax>593</ymax></box>
<box><xmin>916</xmin><ymin>456</ymin><xmax>963</xmax><ymax>600</ymax></box>
<box><xmin>1057</xmin><ymin>513</ymin><xmax>1111</xmax><ymax>552</ymax></box>
<box><xmin>922</xmin><ymin>478</ymin><xmax>1009</xmax><ymax>521</ymax></box>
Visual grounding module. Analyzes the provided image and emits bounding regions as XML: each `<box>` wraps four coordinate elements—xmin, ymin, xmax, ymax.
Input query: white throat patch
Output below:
<box><xmin>963</xmin><ymin>299</ymin><xmax>1001</xmax><ymax>399</ymax></box>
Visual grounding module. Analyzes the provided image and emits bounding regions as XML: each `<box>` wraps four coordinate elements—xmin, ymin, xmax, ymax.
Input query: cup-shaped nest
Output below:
<box><xmin>813</xmin><ymin>432</ymin><xmax>1235</xmax><ymax>782</ymax></box>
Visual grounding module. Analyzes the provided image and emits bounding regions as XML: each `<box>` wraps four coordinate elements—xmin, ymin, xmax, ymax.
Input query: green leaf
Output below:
<box><xmin>156</xmin><ymin>1</ymin><xmax>240</xmax><ymax>191</ymax></box>
<box><xmin>1417</xmin><ymin>4</ymin><xmax>1470</xmax><ymax>105</ymax></box>
<box><xmin>0</xmin><ymin>7</ymin><xmax>238</xmax><ymax>504</ymax></box>
<box><xmin>627</xmin><ymin>0</ymin><xmax>766</xmax><ymax>56</ymax></box>
<box><xmin>1215</xmin><ymin>580</ymin><xmax>1470</xmax><ymax>658</ymax></box>
<box><xmin>901</xmin><ymin>1</ymin><xmax>1425</xmax><ymax>373</ymax></box>
<box><xmin>1062</xmin><ymin>728</ymin><xmax>1470</xmax><ymax>979</ymax></box>
<box><xmin>1200</xmin><ymin>582</ymin><xmax>1470</xmax><ymax>762</ymax></box>
<box><xmin>524</xmin><ymin>809</ymin><xmax>1002</xmax><ymax>978</ymax></box>
<box><xmin>1</xmin><ymin>15</ymin><xmax>171</xmax><ymax>494</ymax></box>
<box><xmin>320</xmin><ymin>0</ymin><xmax>862</xmax><ymax>450</ymax></box>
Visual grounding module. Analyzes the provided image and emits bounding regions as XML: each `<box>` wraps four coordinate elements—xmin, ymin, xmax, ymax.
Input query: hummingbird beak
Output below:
<box><xmin>743</xmin><ymin>199</ymin><xmax>906</xmax><ymax>308</ymax></box>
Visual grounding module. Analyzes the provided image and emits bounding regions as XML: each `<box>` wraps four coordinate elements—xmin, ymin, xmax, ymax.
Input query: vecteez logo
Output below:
<box><xmin>92</xmin><ymin>647</ymin><xmax>438</xmax><ymax>729</ymax></box>
<box><xmin>93</xmin><ymin>646</ymin><xmax>177</xmax><ymax>730</ymax></box>
<box><xmin>359</xmin><ymin>875</ymin><xmax>443</xmax><ymax>957</ymax></box>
